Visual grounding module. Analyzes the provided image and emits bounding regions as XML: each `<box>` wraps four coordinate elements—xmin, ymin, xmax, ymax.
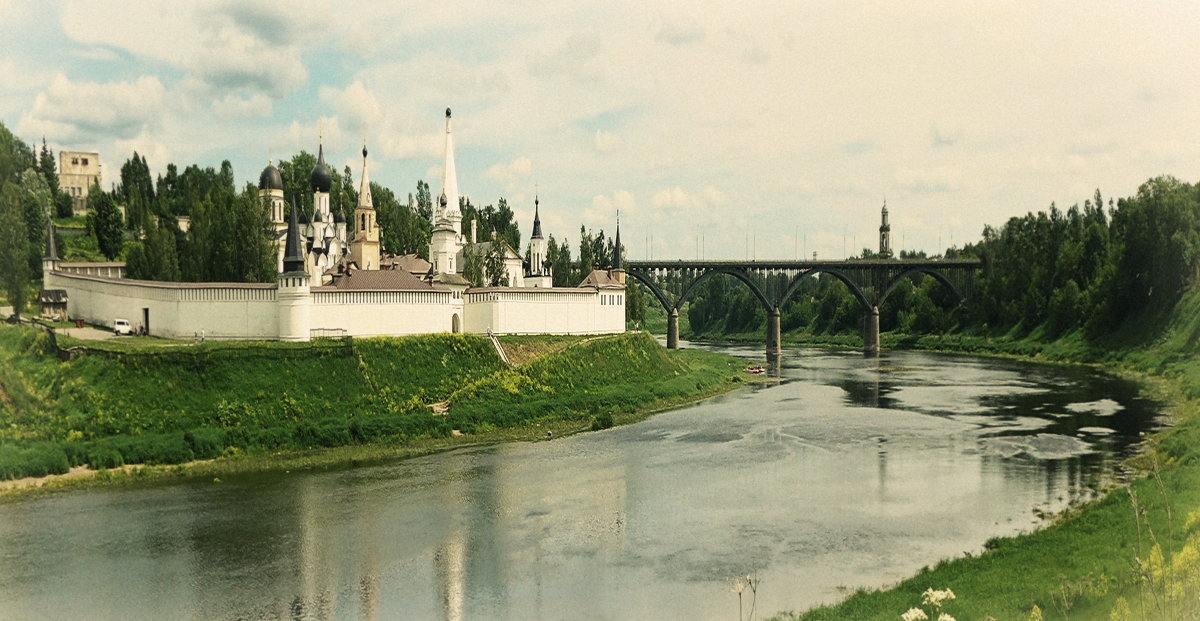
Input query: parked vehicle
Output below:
<box><xmin>113</xmin><ymin>319</ymin><xmax>134</xmax><ymax>336</ymax></box>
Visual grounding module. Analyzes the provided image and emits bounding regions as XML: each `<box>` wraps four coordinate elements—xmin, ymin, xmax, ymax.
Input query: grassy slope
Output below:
<box><xmin>0</xmin><ymin>329</ymin><xmax>742</xmax><ymax>487</ymax></box>
<box><xmin>771</xmin><ymin>288</ymin><xmax>1200</xmax><ymax>620</ymax></box>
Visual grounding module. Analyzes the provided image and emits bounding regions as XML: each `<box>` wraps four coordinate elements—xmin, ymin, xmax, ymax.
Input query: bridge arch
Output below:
<box><xmin>676</xmin><ymin>268</ymin><xmax>773</xmax><ymax>311</ymax></box>
<box><xmin>779</xmin><ymin>267</ymin><xmax>872</xmax><ymax>310</ymax></box>
<box><xmin>879</xmin><ymin>268</ymin><xmax>966</xmax><ymax>307</ymax></box>
<box><xmin>624</xmin><ymin>269</ymin><xmax>674</xmax><ymax>314</ymax></box>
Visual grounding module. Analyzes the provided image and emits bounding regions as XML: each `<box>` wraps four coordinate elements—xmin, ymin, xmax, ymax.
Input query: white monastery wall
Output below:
<box><xmin>463</xmin><ymin>289</ymin><xmax>624</xmax><ymax>335</ymax></box>
<box><xmin>46</xmin><ymin>272</ymin><xmax>278</xmax><ymax>339</ymax></box>
<box><xmin>309</xmin><ymin>289</ymin><xmax>461</xmax><ymax>336</ymax></box>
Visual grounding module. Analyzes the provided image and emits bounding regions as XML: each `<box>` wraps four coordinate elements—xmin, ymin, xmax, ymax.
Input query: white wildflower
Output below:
<box><xmin>938</xmin><ymin>614</ymin><xmax>956</xmax><ymax>621</ymax></box>
<box><xmin>922</xmin><ymin>588</ymin><xmax>956</xmax><ymax>608</ymax></box>
<box><xmin>901</xmin><ymin>607</ymin><xmax>929</xmax><ymax>621</ymax></box>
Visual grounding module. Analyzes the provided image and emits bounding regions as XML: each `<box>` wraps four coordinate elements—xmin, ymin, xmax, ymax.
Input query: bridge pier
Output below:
<box><xmin>666</xmin><ymin>308</ymin><xmax>679</xmax><ymax>349</ymax></box>
<box><xmin>766</xmin><ymin>306</ymin><xmax>782</xmax><ymax>359</ymax></box>
<box><xmin>863</xmin><ymin>305</ymin><xmax>880</xmax><ymax>357</ymax></box>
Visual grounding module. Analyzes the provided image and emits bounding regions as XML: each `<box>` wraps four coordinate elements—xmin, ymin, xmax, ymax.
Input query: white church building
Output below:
<box><xmin>43</xmin><ymin>109</ymin><xmax>626</xmax><ymax>341</ymax></box>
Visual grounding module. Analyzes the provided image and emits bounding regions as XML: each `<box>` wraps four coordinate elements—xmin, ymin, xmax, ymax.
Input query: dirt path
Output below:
<box><xmin>0</xmin><ymin>465</ymin><xmax>129</xmax><ymax>491</ymax></box>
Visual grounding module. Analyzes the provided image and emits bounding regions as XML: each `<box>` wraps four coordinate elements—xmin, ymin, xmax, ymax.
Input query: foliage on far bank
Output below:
<box><xmin>681</xmin><ymin>176</ymin><xmax>1200</xmax><ymax>353</ymax></box>
<box><xmin>773</xmin><ymin>277</ymin><xmax>1200</xmax><ymax>621</ymax></box>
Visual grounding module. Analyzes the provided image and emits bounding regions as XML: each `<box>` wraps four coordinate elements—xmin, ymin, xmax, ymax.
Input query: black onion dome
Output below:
<box><xmin>333</xmin><ymin>208</ymin><xmax>346</xmax><ymax>223</ymax></box>
<box><xmin>259</xmin><ymin>163</ymin><xmax>283</xmax><ymax>190</ymax></box>
<box><xmin>310</xmin><ymin>144</ymin><xmax>333</xmax><ymax>193</ymax></box>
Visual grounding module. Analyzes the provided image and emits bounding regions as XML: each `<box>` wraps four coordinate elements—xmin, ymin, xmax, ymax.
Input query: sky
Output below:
<box><xmin>2</xmin><ymin>0</ymin><xmax>1198</xmax><ymax>261</ymax></box>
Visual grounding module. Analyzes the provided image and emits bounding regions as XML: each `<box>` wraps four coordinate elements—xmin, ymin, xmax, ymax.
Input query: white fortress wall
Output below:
<box><xmin>463</xmin><ymin>288</ymin><xmax>624</xmax><ymax>335</ymax></box>
<box><xmin>46</xmin><ymin>271</ymin><xmax>278</xmax><ymax>339</ymax></box>
<box><xmin>310</xmin><ymin>289</ymin><xmax>460</xmax><ymax>336</ymax></box>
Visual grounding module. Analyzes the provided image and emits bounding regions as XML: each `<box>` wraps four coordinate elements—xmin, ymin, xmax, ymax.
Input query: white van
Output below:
<box><xmin>113</xmin><ymin>319</ymin><xmax>134</xmax><ymax>336</ymax></box>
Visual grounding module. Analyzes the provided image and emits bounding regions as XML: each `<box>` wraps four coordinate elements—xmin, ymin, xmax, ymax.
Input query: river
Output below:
<box><xmin>0</xmin><ymin>345</ymin><xmax>1160</xmax><ymax>620</ymax></box>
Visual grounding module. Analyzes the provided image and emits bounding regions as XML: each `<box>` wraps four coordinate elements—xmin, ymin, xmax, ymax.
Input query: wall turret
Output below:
<box><xmin>278</xmin><ymin>198</ymin><xmax>311</xmax><ymax>341</ymax></box>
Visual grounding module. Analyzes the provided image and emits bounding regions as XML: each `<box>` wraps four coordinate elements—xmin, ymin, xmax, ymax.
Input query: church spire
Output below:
<box><xmin>358</xmin><ymin>144</ymin><xmax>373</xmax><ymax>208</ymax></box>
<box><xmin>439</xmin><ymin>108</ymin><xmax>461</xmax><ymax>229</ymax></box>
<box><xmin>879</xmin><ymin>200</ymin><xmax>893</xmax><ymax>258</ymax></box>
<box><xmin>282</xmin><ymin>198</ymin><xmax>305</xmax><ymax>274</ymax></box>
<box><xmin>613</xmin><ymin>211</ymin><xmax>622</xmax><ymax>270</ymax></box>
<box><xmin>44</xmin><ymin>212</ymin><xmax>58</xmax><ymax>261</ymax></box>
<box><xmin>531</xmin><ymin>195</ymin><xmax>543</xmax><ymax>239</ymax></box>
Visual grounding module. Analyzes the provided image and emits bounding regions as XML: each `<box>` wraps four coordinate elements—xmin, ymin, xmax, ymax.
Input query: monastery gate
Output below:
<box><xmin>624</xmin><ymin>258</ymin><xmax>981</xmax><ymax>356</ymax></box>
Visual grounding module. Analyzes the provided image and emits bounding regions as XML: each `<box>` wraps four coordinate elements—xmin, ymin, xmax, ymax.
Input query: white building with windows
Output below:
<box><xmin>43</xmin><ymin>110</ymin><xmax>625</xmax><ymax>341</ymax></box>
<box><xmin>59</xmin><ymin>150</ymin><xmax>101</xmax><ymax>214</ymax></box>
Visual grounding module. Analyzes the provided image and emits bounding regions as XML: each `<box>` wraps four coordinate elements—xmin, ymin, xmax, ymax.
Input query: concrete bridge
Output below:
<box><xmin>623</xmin><ymin>258</ymin><xmax>981</xmax><ymax>356</ymax></box>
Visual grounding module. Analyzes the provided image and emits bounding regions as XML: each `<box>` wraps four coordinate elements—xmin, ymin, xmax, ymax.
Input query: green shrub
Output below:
<box><xmin>591</xmin><ymin>412</ymin><xmax>615</xmax><ymax>430</ymax></box>
<box><xmin>86</xmin><ymin>447</ymin><xmax>124</xmax><ymax>469</ymax></box>
<box><xmin>183</xmin><ymin>428</ymin><xmax>226</xmax><ymax>459</ymax></box>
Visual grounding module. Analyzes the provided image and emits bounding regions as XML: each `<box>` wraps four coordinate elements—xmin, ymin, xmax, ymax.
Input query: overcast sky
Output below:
<box><xmin>3</xmin><ymin>1</ymin><xmax>1197</xmax><ymax>260</ymax></box>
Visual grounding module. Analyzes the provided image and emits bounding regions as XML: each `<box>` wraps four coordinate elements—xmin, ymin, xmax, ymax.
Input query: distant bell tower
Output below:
<box><xmin>350</xmin><ymin>145</ymin><xmax>381</xmax><ymax>270</ymax></box>
<box><xmin>879</xmin><ymin>201</ymin><xmax>893</xmax><ymax>259</ymax></box>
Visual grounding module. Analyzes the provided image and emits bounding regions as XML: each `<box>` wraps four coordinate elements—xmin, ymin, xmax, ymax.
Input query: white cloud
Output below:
<box><xmin>319</xmin><ymin>81</ymin><xmax>382</xmax><ymax>137</ymax></box>
<box><xmin>61</xmin><ymin>0</ymin><xmax>313</xmax><ymax>99</ymax></box>
<box><xmin>652</xmin><ymin>185</ymin><xmax>730</xmax><ymax>215</ymax></box>
<box><xmin>484</xmin><ymin>156</ymin><xmax>533</xmax><ymax>186</ymax></box>
<box><xmin>212</xmin><ymin>93</ymin><xmax>272</xmax><ymax>120</ymax></box>
<box><xmin>893</xmin><ymin>166</ymin><xmax>963</xmax><ymax>194</ymax></box>
<box><xmin>593</xmin><ymin>129</ymin><xmax>618</xmax><ymax>153</ymax></box>
<box><xmin>655</xmin><ymin>19</ymin><xmax>705</xmax><ymax>47</ymax></box>
<box><xmin>17</xmin><ymin>74</ymin><xmax>165</xmax><ymax>142</ymax></box>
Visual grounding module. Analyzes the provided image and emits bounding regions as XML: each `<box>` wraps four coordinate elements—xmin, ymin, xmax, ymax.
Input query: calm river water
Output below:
<box><xmin>0</xmin><ymin>346</ymin><xmax>1159</xmax><ymax>620</ymax></box>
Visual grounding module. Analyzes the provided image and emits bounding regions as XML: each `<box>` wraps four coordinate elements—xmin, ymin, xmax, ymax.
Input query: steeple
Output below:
<box><xmin>358</xmin><ymin>144</ymin><xmax>373</xmax><ymax>209</ymax></box>
<box><xmin>282</xmin><ymin>198</ymin><xmax>306</xmax><ymax>274</ymax></box>
<box><xmin>350</xmin><ymin>144</ymin><xmax>380</xmax><ymax>270</ymax></box>
<box><xmin>613</xmin><ymin>212</ymin><xmax>622</xmax><ymax>271</ymax></box>
<box><xmin>44</xmin><ymin>214</ymin><xmax>58</xmax><ymax>261</ymax></box>
<box><xmin>439</xmin><ymin>107</ymin><xmax>461</xmax><ymax>232</ymax></box>
<box><xmin>609</xmin><ymin>212</ymin><xmax>625</xmax><ymax>285</ymax></box>
<box><xmin>879</xmin><ymin>200</ymin><xmax>893</xmax><ymax>259</ymax></box>
<box><xmin>531</xmin><ymin>195</ymin><xmax>543</xmax><ymax>239</ymax></box>
<box><xmin>42</xmin><ymin>212</ymin><xmax>58</xmax><ymax>279</ymax></box>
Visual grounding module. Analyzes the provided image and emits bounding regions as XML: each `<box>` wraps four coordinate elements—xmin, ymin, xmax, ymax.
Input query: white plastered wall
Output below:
<box><xmin>310</xmin><ymin>290</ymin><xmax>461</xmax><ymax>336</ymax></box>
<box><xmin>47</xmin><ymin>272</ymin><xmax>279</xmax><ymax>339</ymax></box>
<box><xmin>463</xmin><ymin>288</ymin><xmax>624</xmax><ymax>335</ymax></box>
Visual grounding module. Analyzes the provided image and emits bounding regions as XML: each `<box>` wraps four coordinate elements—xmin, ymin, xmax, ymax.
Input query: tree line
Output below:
<box><xmin>675</xmin><ymin>177</ymin><xmax>1200</xmax><ymax>343</ymax></box>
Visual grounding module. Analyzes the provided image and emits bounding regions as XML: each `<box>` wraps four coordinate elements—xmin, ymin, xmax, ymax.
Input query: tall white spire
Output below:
<box><xmin>358</xmin><ymin>144</ymin><xmax>373</xmax><ymax>208</ymax></box>
<box><xmin>440</xmin><ymin>108</ymin><xmax>462</xmax><ymax>233</ymax></box>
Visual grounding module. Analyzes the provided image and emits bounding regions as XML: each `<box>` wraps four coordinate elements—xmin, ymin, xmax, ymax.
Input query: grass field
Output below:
<box><xmin>0</xmin><ymin>328</ymin><xmax>743</xmax><ymax>497</ymax></box>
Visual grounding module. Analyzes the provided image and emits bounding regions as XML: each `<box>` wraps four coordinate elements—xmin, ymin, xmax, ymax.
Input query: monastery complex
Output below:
<box><xmin>42</xmin><ymin>110</ymin><xmax>626</xmax><ymax>341</ymax></box>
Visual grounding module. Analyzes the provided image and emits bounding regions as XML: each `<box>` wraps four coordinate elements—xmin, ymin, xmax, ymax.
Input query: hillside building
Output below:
<box><xmin>59</xmin><ymin>150</ymin><xmax>101</xmax><ymax>214</ymax></box>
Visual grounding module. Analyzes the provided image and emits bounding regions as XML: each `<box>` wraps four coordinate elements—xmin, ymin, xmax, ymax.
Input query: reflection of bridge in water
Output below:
<box><xmin>624</xmin><ymin>258</ymin><xmax>981</xmax><ymax>357</ymax></box>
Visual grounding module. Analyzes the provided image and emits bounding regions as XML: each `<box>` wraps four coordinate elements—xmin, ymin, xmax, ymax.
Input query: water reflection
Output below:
<box><xmin>0</xmin><ymin>347</ymin><xmax>1162</xmax><ymax>621</ymax></box>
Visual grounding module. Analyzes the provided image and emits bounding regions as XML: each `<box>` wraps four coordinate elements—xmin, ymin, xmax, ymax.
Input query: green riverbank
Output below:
<box><xmin>752</xmin><ymin>289</ymin><xmax>1200</xmax><ymax>620</ymax></box>
<box><xmin>0</xmin><ymin>328</ymin><xmax>745</xmax><ymax>500</ymax></box>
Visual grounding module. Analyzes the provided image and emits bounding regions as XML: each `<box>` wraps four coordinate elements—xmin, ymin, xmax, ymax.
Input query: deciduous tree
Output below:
<box><xmin>0</xmin><ymin>182</ymin><xmax>30</xmax><ymax>317</ymax></box>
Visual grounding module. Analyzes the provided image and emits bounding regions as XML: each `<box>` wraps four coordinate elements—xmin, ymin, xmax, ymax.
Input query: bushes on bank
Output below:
<box><xmin>0</xmin><ymin>329</ymin><xmax>734</xmax><ymax>481</ymax></box>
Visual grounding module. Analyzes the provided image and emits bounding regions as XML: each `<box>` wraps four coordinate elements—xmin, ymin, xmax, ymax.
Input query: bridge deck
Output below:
<box><xmin>625</xmin><ymin>258</ymin><xmax>980</xmax><ymax>270</ymax></box>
